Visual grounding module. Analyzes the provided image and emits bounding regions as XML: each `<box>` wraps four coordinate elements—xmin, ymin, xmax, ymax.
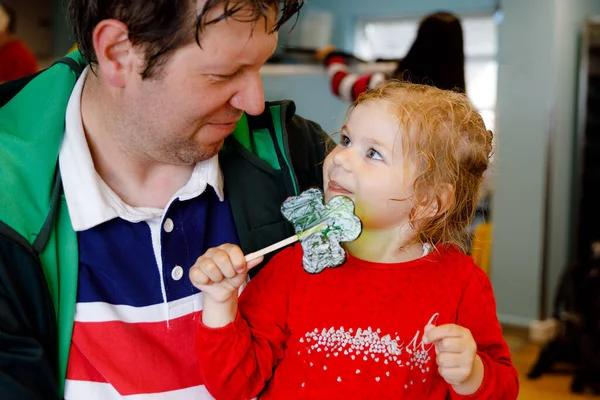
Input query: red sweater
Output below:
<box><xmin>0</xmin><ymin>39</ymin><xmax>38</xmax><ymax>82</ymax></box>
<box><xmin>197</xmin><ymin>244</ymin><xmax>519</xmax><ymax>399</ymax></box>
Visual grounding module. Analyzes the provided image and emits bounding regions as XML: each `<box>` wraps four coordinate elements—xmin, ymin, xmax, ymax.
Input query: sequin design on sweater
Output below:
<box><xmin>297</xmin><ymin>313</ymin><xmax>439</xmax><ymax>390</ymax></box>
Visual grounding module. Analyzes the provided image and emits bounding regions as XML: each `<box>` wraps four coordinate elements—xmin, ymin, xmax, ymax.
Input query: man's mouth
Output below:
<box><xmin>208</xmin><ymin>112</ymin><xmax>243</xmax><ymax>127</ymax></box>
<box><xmin>209</xmin><ymin>121</ymin><xmax>239</xmax><ymax>127</ymax></box>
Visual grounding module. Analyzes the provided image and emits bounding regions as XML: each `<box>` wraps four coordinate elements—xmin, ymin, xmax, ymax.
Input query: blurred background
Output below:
<box><xmin>2</xmin><ymin>0</ymin><xmax>600</xmax><ymax>397</ymax></box>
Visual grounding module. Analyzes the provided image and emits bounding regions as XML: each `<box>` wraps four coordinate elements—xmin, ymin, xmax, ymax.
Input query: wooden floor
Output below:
<box><xmin>511</xmin><ymin>340</ymin><xmax>598</xmax><ymax>399</ymax></box>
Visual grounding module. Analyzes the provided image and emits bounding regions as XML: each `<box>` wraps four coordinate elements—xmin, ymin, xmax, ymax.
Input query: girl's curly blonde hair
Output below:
<box><xmin>352</xmin><ymin>80</ymin><xmax>493</xmax><ymax>252</ymax></box>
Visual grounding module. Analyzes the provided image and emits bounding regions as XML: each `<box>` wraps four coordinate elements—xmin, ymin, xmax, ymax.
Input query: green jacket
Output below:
<box><xmin>0</xmin><ymin>52</ymin><xmax>328</xmax><ymax>399</ymax></box>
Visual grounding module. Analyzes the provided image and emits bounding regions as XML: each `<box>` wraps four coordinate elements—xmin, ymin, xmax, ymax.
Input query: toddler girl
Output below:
<box><xmin>190</xmin><ymin>81</ymin><xmax>518</xmax><ymax>399</ymax></box>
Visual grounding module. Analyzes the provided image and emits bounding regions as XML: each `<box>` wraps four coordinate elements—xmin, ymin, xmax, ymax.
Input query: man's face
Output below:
<box><xmin>120</xmin><ymin>7</ymin><xmax>278</xmax><ymax>165</ymax></box>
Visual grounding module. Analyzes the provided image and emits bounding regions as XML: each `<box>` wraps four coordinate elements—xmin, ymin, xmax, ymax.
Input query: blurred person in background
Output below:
<box><xmin>0</xmin><ymin>2</ymin><xmax>38</xmax><ymax>83</ymax></box>
<box><xmin>317</xmin><ymin>11</ymin><xmax>465</xmax><ymax>102</ymax></box>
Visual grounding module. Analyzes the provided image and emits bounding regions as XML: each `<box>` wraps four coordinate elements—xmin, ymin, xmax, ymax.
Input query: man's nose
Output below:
<box><xmin>229</xmin><ymin>71</ymin><xmax>265</xmax><ymax>116</ymax></box>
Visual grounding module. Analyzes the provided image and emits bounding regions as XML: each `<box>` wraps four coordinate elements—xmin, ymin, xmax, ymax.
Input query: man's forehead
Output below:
<box><xmin>193</xmin><ymin>0</ymin><xmax>280</xmax><ymax>39</ymax></box>
<box><xmin>189</xmin><ymin>12</ymin><xmax>277</xmax><ymax>69</ymax></box>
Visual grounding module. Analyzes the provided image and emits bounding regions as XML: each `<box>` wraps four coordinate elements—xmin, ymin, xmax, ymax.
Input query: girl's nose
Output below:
<box><xmin>332</xmin><ymin>147</ymin><xmax>353</xmax><ymax>172</ymax></box>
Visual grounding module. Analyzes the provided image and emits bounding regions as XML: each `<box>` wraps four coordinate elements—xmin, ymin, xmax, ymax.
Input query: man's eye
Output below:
<box><xmin>212</xmin><ymin>72</ymin><xmax>238</xmax><ymax>80</ymax></box>
<box><xmin>367</xmin><ymin>148</ymin><xmax>383</xmax><ymax>161</ymax></box>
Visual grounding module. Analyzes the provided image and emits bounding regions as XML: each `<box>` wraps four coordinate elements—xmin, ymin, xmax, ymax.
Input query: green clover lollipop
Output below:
<box><xmin>282</xmin><ymin>188</ymin><xmax>362</xmax><ymax>273</ymax></box>
<box><xmin>245</xmin><ymin>188</ymin><xmax>362</xmax><ymax>273</ymax></box>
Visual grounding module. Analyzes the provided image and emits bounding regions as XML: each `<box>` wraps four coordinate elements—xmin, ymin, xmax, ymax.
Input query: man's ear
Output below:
<box><xmin>92</xmin><ymin>19</ymin><xmax>139</xmax><ymax>88</ymax></box>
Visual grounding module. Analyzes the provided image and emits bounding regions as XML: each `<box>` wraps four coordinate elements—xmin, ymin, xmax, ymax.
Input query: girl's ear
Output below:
<box><xmin>412</xmin><ymin>183</ymin><xmax>454</xmax><ymax>223</ymax></box>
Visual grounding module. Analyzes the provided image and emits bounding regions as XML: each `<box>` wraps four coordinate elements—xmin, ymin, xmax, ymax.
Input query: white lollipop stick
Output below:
<box><xmin>245</xmin><ymin>222</ymin><xmax>327</xmax><ymax>263</ymax></box>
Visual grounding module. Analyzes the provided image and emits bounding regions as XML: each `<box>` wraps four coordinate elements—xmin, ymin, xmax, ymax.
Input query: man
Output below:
<box><xmin>0</xmin><ymin>2</ymin><xmax>38</xmax><ymax>83</ymax></box>
<box><xmin>0</xmin><ymin>0</ymin><xmax>328</xmax><ymax>398</ymax></box>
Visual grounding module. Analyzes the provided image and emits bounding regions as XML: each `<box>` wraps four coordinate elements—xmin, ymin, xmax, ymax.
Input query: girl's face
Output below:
<box><xmin>323</xmin><ymin>100</ymin><xmax>416</xmax><ymax>232</ymax></box>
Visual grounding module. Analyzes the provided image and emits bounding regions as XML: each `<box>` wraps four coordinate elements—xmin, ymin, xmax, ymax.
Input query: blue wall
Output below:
<box><xmin>490</xmin><ymin>0</ymin><xmax>556</xmax><ymax>325</ymax></box>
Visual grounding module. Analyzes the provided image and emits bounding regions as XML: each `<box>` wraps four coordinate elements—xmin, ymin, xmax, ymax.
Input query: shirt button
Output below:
<box><xmin>163</xmin><ymin>218</ymin><xmax>174</xmax><ymax>233</ymax></box>
<box><xmin>171</xmin><ymin>265</ymin><xmax>184</xmax><ymax>281</ymax></box>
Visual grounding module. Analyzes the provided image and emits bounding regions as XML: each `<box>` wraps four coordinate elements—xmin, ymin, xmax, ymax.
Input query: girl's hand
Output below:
<box><xmin>423</xmin><ymin>324</ymin><xmax>484</xmax><ymax>395</ymax></box>
<box><xmin>189</xmin><ymin>244</ymin><xmax>263</xmax><ymax>304</ymax></box>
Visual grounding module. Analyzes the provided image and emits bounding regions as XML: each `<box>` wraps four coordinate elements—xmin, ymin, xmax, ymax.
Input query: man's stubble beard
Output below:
<box><xmin>134</xmin><ymin>133</ymin><xmax>225</xmax><ymax>165</ymax></box>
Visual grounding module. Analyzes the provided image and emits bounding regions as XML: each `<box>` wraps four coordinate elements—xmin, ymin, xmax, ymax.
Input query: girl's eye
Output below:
<box><xmin>367</xmin><ymin>148</ymin><xmax>383</xmax><ymax>161</ymax></box>
<box><xmin>339</xmin><ymin>134</ymin><xmax>351</xmax><ymax>147</ymax></box>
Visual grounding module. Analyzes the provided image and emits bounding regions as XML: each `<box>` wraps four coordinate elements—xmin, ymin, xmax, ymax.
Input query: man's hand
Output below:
<box><xmin>189</xmin><ymin>244</ymin><xmax>263</xmax><ymax>327</ymax></box>
<box><xmin>423</xmin><ymin>324</ymin><xmax>484</xmax><ymax>395</ymax></box>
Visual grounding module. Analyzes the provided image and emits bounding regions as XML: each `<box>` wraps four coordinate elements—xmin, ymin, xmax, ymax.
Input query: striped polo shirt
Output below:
<box><xmin>61</xmin><ymin>68</ymin><xmax>237</xmax><ymax>399</ymax></box>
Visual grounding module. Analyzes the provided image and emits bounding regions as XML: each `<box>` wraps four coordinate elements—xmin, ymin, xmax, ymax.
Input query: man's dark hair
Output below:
<box><xmin>1</xmin><ymin>3</ymin><xmax>17</xmax><ymax>34</ymax></box>
<box><xmin>68</xmin><ymin>0</ymin><xmax>303</xmax><ymax>79</ymax></box>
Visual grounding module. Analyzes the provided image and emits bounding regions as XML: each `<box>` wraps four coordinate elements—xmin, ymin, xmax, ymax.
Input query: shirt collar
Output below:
<box><xmin>59</xmin><ymin>67</ymin><xmax>224</xmax><ymax>232</ymax></box>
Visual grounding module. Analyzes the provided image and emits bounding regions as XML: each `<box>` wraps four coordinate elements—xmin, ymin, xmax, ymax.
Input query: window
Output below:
<box><xmin>354</xmin><ymin>14</ymin><xmax>498</xmax><ymax>131</ymax></box>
